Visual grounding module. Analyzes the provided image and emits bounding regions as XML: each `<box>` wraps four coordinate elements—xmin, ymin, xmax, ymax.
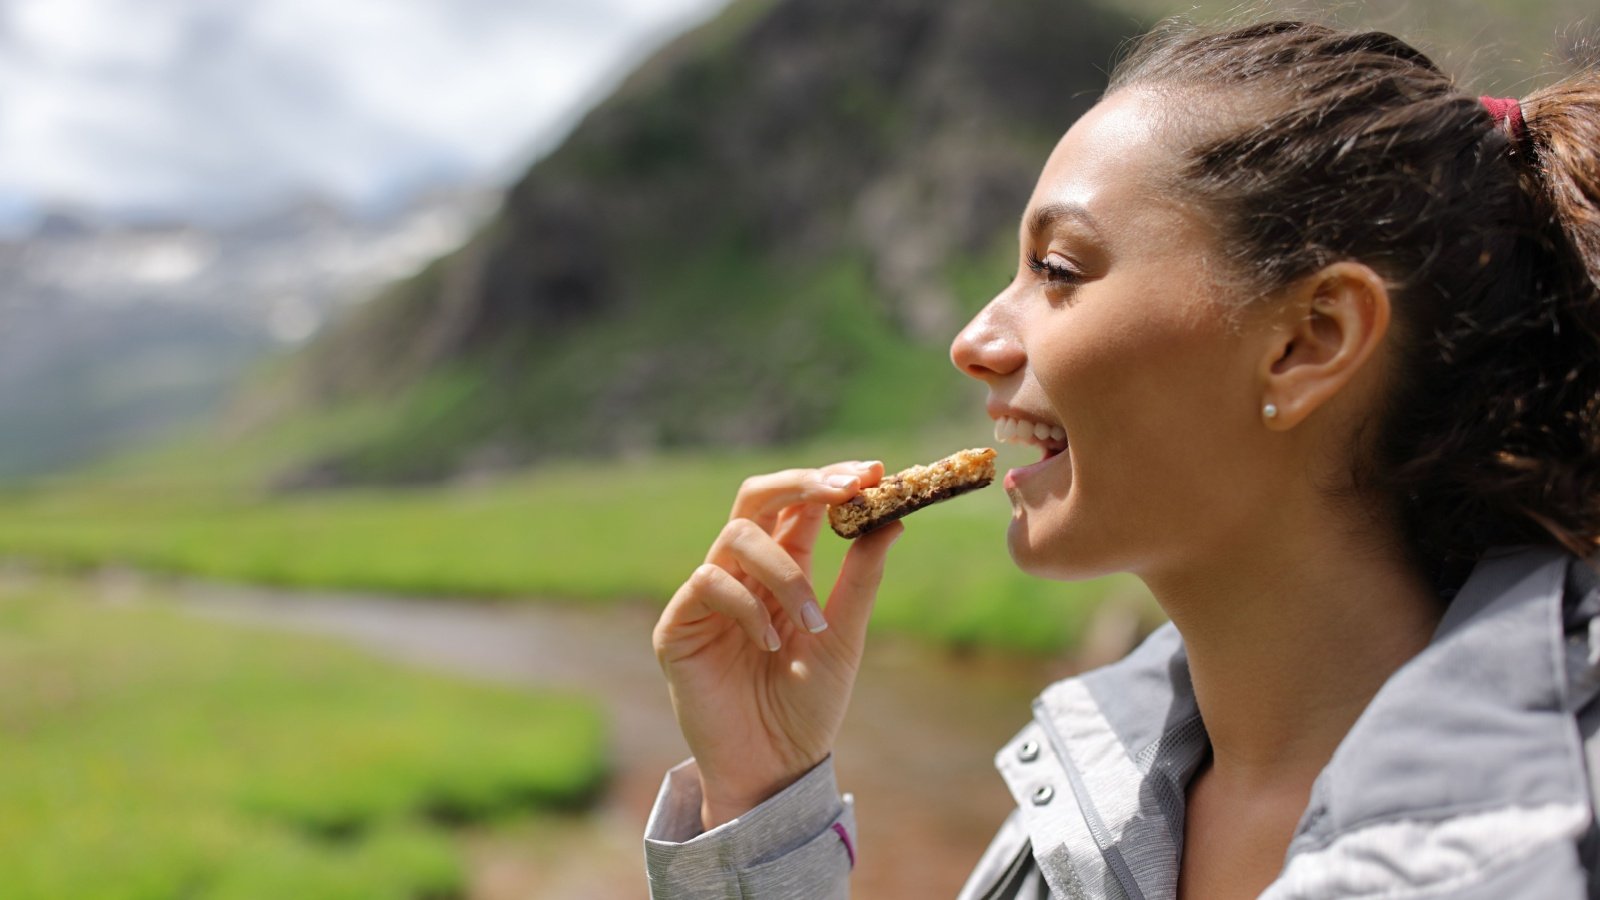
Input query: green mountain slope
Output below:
<box><xmin>248</xmin><ymin>0</ymin><xmax>1140</xmax><ymax>484</ymax></box>
<box><xmin>248</xmin><ymin>0</ymin><xmax>1598</xmax><ymax>486</ymax></box>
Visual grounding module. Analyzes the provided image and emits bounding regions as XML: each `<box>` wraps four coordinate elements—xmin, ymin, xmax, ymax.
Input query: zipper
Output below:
<box><xmin>1033</xmin><ymin>698</ymin><xmax>1151</xmax><ymax>900</ymax></box>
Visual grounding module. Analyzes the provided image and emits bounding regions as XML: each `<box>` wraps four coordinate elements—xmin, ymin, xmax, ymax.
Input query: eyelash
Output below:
<box><xmin>1025</xmin><ymin>250</ymin><xmax>1084</xmax><ymax>286</ymax></box>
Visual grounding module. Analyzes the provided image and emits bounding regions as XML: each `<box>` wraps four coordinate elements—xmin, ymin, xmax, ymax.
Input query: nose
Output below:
<box><xmin>950</xmin><ymin>294</ymin><xmax>1025</xmax><ymax>382</ymax></box>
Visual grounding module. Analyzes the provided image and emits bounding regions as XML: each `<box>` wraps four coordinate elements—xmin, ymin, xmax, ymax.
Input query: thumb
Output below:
<box><xmin>823</xmin><ymin>520</ymin><xmax>904</xmax><ymax>650</ymax></box>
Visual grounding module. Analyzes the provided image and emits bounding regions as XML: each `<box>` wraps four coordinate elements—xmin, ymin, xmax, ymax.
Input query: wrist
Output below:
<box><xmin>697</xmin><ymin>757</ymin><xmax>825</xmax><ymax>830</ymax></box>
<box><xmin>699</xmin><ymin>777</ymin><xmax>793</xmax><ymax>830</ymax></box>
<box><xmin>700</xmin><ymin>794</ymin><xmax>756</xmax><ymax>831</ymax></box>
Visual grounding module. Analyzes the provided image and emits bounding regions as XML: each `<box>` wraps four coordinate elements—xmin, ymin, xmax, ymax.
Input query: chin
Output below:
<box><xmin>1005</xmin><ymin>514</ymin><xmax>1120</xmax><ymax>582</ymax></box>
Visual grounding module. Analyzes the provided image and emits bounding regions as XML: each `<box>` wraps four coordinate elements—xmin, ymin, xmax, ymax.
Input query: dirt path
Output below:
<box><xmin>87</xmin><ymin>569</ymin><xmax>1082</xmax><ymax>898</ymax></box>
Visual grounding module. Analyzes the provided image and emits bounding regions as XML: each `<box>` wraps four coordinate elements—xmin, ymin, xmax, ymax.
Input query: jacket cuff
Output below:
<box><xmin>643</xmin><ymin>756</ymin><xmax>855</xmax><ymax>899</ymax></box>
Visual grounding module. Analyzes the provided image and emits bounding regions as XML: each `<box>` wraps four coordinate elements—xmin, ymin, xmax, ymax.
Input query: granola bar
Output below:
<box><xmin>828</xmin><ymin>448</ymin><xmax>996</xmax><ymax>539</ymax></box>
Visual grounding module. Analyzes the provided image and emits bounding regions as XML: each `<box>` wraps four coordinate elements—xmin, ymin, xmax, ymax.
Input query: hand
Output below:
<box><xmin>652</xmin><ymin>460</ymin><xmax>904</xmax><ymax>830</ymax></box>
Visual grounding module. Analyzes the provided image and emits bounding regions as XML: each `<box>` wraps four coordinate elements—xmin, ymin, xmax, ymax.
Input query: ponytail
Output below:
<box><xmin>1525</xmin><ymin>71</ymin><xmax>1600</xmax><ymax>296</ymax></box>
<box><xmin>1489</xmin><ymin>69</ymin><xmax>1600</xmax><ymax>562</ymax></box>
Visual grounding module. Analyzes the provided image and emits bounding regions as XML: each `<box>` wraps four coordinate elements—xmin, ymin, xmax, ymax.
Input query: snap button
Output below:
<box><xmin>1031</xmin><ymin>784</ymin><xmax>1054</xmax><ymax>806</ymax></box>
<box><xmin>1017</xmin><ymin>740</ymin><xmax>1040</xmax><ymax>762</ymax></box>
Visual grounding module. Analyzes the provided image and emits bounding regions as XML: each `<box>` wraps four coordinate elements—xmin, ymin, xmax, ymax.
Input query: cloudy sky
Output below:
<box><xmin>0</xmin><ymin>0</ymin><xmax>728</xmax><ymax>231</ymax></box>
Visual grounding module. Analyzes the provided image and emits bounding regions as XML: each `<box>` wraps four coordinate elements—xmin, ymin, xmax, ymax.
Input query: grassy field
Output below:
<box><xmin>0</xmin><ymin>580</ymin><xmax>607</xmax><ymax>899</ymax></box>
<box><xmin>0</xmin><ymin>429</ymin><xmax>1136</xmax><ymax>655</ymax></box>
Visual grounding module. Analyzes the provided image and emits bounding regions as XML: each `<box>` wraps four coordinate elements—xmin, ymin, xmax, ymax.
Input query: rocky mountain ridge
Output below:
<box><xmin>265</xmin><ymin>0</ymin><xmax>1138</xmax><ymax>482</ymax></box>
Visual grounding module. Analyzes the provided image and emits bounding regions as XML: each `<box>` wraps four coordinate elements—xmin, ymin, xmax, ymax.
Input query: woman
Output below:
<box><xmin>644</xmin><ymin>20</ymin><xmax>1600</xmax><ymax>899</ymax></box>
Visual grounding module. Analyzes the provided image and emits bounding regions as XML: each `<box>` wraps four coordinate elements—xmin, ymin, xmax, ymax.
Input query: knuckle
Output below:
<box><xmin>687</xmin><ymin>563</ymin><xmax>723</xmax><ymax>593</ymax></box>
<box><xmin>739</xmin><ymin>471</ymin><xmax>781</xmax><ymax>496</ymax></box>
<box><xmin>774</xmin><ymin>565</ymin><xmax>810</xmax><ymax>597</ymax></box>
<box><xmin>726</xmin><ymin>516</ymin><xmax>763</xmax><ymax>545</ymax></box>
<box><xmin>739</xmin><ymin>469</ymin><xmax>805</xmax><ymax>496</ymax></box>
<box><xmin>713</xmin><ymin>519</ymin><xmax>745</xmax><ymax>550</ymax></box>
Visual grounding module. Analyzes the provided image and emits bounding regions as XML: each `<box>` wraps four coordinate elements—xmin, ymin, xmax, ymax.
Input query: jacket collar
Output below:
<box><xmin>995</xmin><ymin>546</ymin><xmax>1595</xmax><ymax>900</ymax></box>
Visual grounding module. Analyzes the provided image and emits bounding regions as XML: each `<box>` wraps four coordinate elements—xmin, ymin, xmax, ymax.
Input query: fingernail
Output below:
<box><xmin>826</xmin><ymin>474</ymin><xmax>857</xmax><ymax>489</ymax></box>
<box><xmin>801</xmin><ymin>601</ymin><xmax>828</xmax><ymax>633</ymax></box>
<box><xmin>764</xmin><ymin>624</ymin><xmax>782</xmax><ymax>652</ymax></box>
<box><xmin>860</xmin><ymin>460</ymin><xmax>882</xmax><ymax>471</ymax></box>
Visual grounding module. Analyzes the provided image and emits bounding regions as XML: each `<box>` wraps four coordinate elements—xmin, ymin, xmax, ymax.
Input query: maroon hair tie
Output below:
<box><xmin>1479</xmin><ymin>95</ymin><xmax>1526</xmax><ymax>142</ymax></box>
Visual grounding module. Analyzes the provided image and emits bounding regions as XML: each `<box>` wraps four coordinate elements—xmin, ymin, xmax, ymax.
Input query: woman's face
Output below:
<box><xmin>950</xmin><ymin>89</ymin><xmax>1278</xmax><ymax>582</ymax></box>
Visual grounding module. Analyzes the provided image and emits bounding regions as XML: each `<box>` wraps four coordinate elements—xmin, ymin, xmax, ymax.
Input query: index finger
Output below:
<box><xmin>728</xmin><ymin>460</ymin><xmax>884</xmax><ymax>532</ymax></box>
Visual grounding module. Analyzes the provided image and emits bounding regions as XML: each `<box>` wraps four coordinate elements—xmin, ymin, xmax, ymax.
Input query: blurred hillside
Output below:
<box><xmin>236</xmin><ymin>0</ymin><xmax>1597</xmax><ymax>485</ymax></box>
<box><xmin>0</xmin><ymin>0</ymin><xmax>727</xmax><ymax>484</ymax></box>
<box><xmin>250</xmin><ymin>0</ymin><xmax>1137</xmax><ymax>485</ymax></box>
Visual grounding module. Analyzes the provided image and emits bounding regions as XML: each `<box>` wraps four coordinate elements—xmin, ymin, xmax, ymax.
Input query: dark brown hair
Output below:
<box><xmin>1108</xmin><ymin>21</ymin><xmax>1600</xmax><ymax>590</ymax></box>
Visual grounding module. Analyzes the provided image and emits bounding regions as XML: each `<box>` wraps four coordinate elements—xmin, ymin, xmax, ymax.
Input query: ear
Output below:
<box><xmin>1258</xmin><ymin>262</ymin><xmax>1392</xmax><ymax>429</ymax></box>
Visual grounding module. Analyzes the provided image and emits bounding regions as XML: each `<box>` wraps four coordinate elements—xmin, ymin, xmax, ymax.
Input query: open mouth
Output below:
<box><xmin>993</xmin><ymin>415</ymin><xmax>1068</xmax><ymax>463</ymax></box>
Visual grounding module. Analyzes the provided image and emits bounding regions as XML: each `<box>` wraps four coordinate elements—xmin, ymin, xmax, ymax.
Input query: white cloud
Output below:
<box><xmin>0</xmin><ymin>0</ymin><xmax>728</xmax><ymax>225</ymax></box>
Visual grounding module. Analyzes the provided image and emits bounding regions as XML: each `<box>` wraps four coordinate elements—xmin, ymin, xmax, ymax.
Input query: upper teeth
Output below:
<box><xmin>994</xmin><ymin>416</ymin><xmax>1067</xmax><ymax>445</ymax></box>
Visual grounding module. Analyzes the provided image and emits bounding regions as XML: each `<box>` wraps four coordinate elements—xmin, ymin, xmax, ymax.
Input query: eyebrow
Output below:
<box><xmin>1025</xmin><ymin>201</ymin><xmax>1101</xmax><ymax>238</ymax></box>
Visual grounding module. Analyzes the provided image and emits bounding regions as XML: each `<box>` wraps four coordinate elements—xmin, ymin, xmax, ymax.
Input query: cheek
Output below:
<box><xmin>1035</xmin><ymin>306</ymin><xmax>1213</xmax><ymax>453</ymax></box>
<box><xmin>1033</xmin><ymin>308</ymin><xmax>1251</xmax><ymax>530</ymax></box>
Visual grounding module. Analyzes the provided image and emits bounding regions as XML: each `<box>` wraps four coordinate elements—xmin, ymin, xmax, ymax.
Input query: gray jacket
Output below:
<box><xmin>644</xmin><ymin>546</ymin><xmax>1600</xmax><ymax>898</ymax></box>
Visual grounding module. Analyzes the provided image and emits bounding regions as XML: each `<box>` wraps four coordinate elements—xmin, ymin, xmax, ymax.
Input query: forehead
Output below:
<box><xmin>1024</xmin><ymin>89</ymin><xmax>1194</xmax><ymax>237</ymax></box>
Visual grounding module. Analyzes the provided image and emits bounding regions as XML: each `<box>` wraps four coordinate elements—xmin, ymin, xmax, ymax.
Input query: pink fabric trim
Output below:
<box><xmin>830</xmin><ymin>822</ymin><xmax>856</xmax><ymax>868</ymax></box>
<box><xmin>1479</xmin><ymin>95</ymin><xmax>1526</xmax><ymax>142</ymax></box>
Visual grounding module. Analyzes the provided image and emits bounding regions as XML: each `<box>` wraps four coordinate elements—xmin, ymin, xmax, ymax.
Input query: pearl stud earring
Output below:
<box><xmin>1263</xmin><ymin>403</ymin><xmax>1279</xmax><ymax>419</ymax></box>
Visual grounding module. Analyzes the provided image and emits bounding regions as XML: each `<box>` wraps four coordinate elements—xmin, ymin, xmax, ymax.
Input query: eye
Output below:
<box><xmin>1026</xmin><ymin>250</ymin><xmax>1085</xmax><ymax>286</ymax></box>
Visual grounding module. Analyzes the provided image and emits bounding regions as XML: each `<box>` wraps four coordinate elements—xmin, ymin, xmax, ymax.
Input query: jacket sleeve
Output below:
<box><xmin>643</xmin><ymin>755</ymin><xmax>856</xmax><ymax>899</ymax></box>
